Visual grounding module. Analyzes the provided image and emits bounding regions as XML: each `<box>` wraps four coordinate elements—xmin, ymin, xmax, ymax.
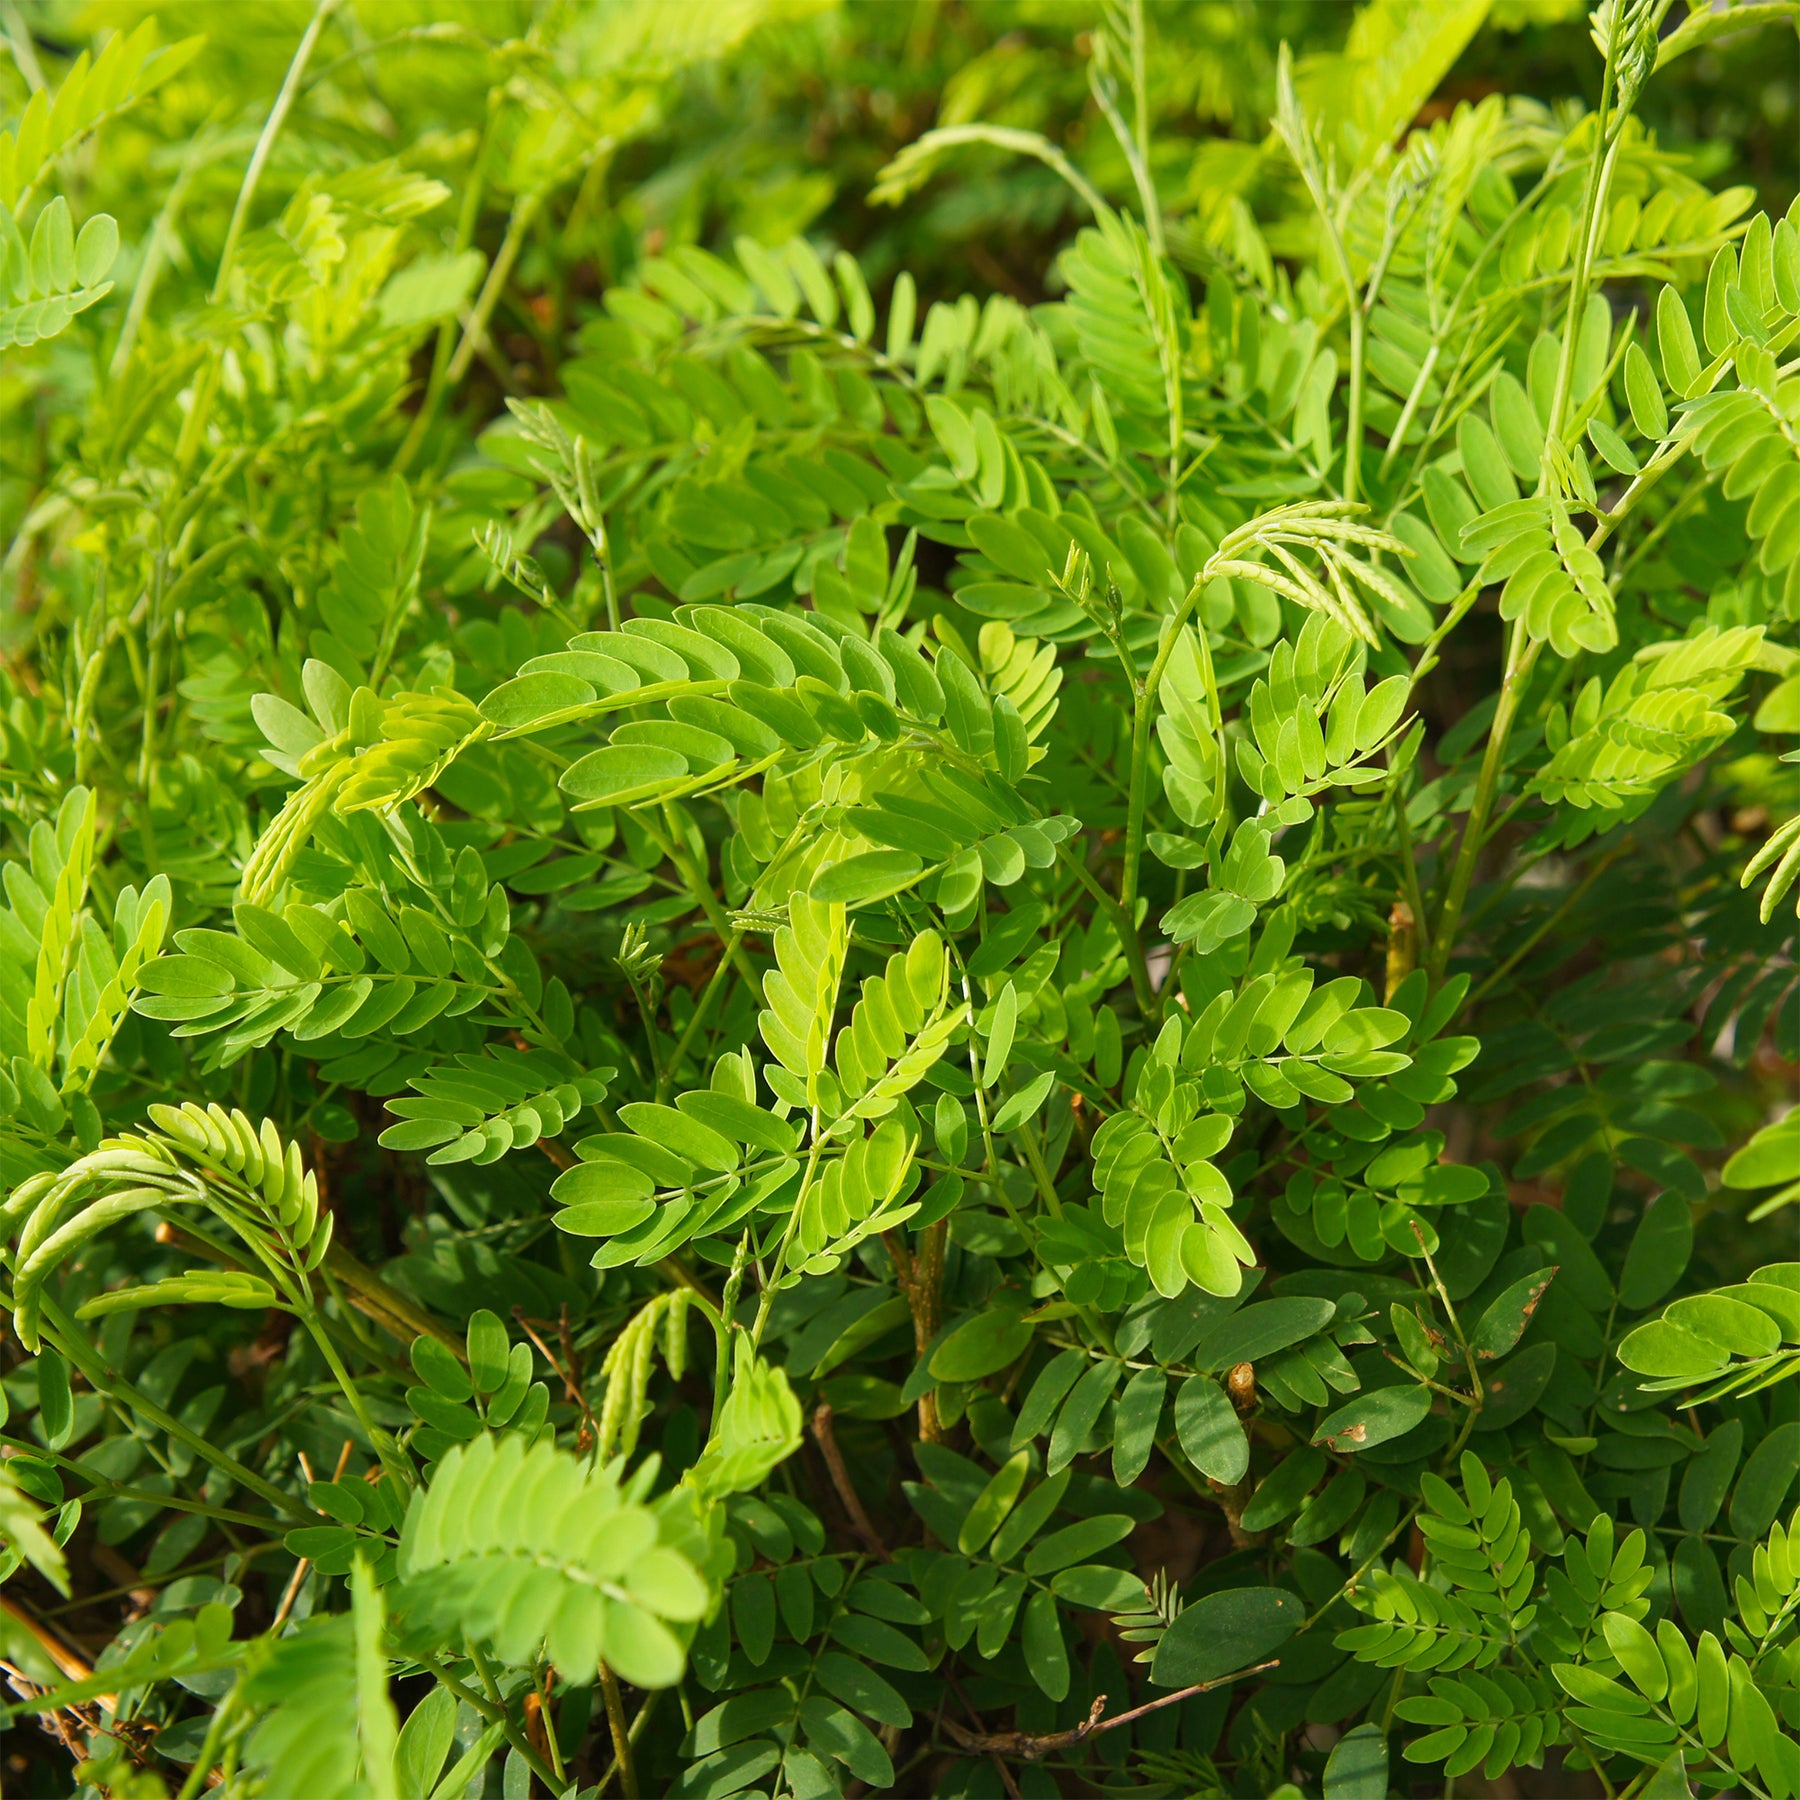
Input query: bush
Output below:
<box><xmin>0</xmin><ymin>2</ymin><xmax>1796</xmax><ymax>1796</ymax></box>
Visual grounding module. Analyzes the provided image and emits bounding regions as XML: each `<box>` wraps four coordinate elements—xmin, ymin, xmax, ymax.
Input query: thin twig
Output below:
<box><xmin>0</xmin><ymin>1597</ymin><xmax>110</xmax><ymax>1706</ymax></box>
<box><xmin>593</xmin><ymin>1688</ymin><xmax>658</xmax><ymax>1797</ymax></box>
<box><xmin>513</xmin><ymin>1307</ymin><xmax>600</xmax><ymax>1445</ymax></box>
<box><xmin>811</xmin><ymin>1402</ymin><xmax>890</xmax><ymax>1560</ymax></box>
<box><xmin>599</xmin><ymin>1661</ymin><xmax>637</xmax><ymax>1799</ymax></box>
<box><xmin>210</xmin><ymin>0</ymin><xmax>341</xmax><ymax>303</ymax></box>
<box><xmin>939</xmin><ymin>1660</ymin><xmax>1281</xmax><ymax>1760</ymax></box>
<box><xmin>267</xmin><ymin>1556</ymin><xmax>310</xmax><ymax>1637</ymax></box>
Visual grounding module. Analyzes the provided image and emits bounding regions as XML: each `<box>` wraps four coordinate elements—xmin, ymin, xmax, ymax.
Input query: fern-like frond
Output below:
<box><xmin>239</xmin><ymin>685</ymin><xmax>490</xmax><ymax>905</ymax></box>
<box><xmin>0</xmin><ymin>196</ymin><xmax>118</xmax><ymax>349</ymax></box>
<box><xmin>758</xmin><ymin>894</ymin><xmax>847</xmax><ymax>1104</ymax></box>
<box><xmin>1616</xmin><ymin>1261</ymin><xmax>1800</xmax><ymax>1400</ymax></box>
<box><xmin>0</xmin><ymin>22</ymin><xmax>202</xmax><ymax>212</ymax></box>
<box><xmin>2</xmin><ymin>1102</ymin><xmax>331</xmax><ymax>1347</ymax></box>
<box><xmin>380</xmin><ymin>1046</ymin><xmax>612</xmax><ymax>1166</ymax></box>
<box><xmin>396</xmin><ymin>1432</ymin><xmax>718</xmax><ymax>1687</ymax></box>
<box><xmin>1337</xmin><ymin>1564</ymin><xmax>1510</xmax><ymax>1672</ymax></box>
<box><xmin>239</xmin><ymin>1560</ymin><xmax>397</xmax><ymax>1799</ymax></box>
<box><xmin>686</xmin><ymin>1340</ymin><xmax>803</xmax><ymax>1498</ymax></box>
<box><xmin>830</xmin><ymin>930</ymin><xmax>963</xmax><ymax>1122</ymax></box>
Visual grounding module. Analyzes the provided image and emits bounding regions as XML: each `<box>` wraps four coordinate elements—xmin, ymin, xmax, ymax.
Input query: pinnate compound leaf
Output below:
<box><xmin>396</xmin><ymin>1433</ymin><xmax>714</xmax><ymax>1687</ymax></box>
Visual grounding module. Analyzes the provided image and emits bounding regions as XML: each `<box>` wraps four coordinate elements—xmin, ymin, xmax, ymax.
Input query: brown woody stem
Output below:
<box><xmin>811</xmin><ymin>1401</ymin><xmax>890</xmax><ymax>1560</ymax></box>
<box><xmin>940</xmin><ymin>1660</ymin><xmax>1281</xmax><ymax>1759</ymax></box>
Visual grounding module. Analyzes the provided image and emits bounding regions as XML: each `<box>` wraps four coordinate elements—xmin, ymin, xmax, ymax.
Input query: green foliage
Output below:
<box><xmin>0</xmin><ymin>194</ymin><xmax>117</xmax><ymax>348</ymax></box>
<box><xmin>0</xmin><ymin>0</ymin><xmax>1795</xmax><ymax>1794</ymax></box>
<box><xmin>394</xmin><ymin>1432</ymin><xmax>721</xmax><ymax>1688</ymax></box>
<box><xmin>1357</xmin><ymin>1454</ymin><xmax>1800</xmax><ymax>1798</ymax></box>
<box><xmin>0</xmin><ymin>1461</ymin><xmax>68</xmax><ymax>1597</ymax></box>
<box><xmin>1618</xmin><ymin>1262</ymin><xmax>1800</xmax><ymax>1398</ymax></box>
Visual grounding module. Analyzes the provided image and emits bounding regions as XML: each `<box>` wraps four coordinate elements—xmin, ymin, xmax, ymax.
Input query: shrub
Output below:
<box><xmin>0</xmin><ymin>2</ymin><xmax>1795</xmax><ymax>1796</ymax></box>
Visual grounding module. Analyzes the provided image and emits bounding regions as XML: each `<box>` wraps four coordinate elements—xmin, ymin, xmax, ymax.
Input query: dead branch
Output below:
<box><xmin>810</xmin><ymin>1401</ymin><xmax>890</xmax><ymax>1560</ymax></box>
<box><xmin>938</xmin><ymin>1660</ymin><xmax>1280</xmax><ymax>1761</ymax></box>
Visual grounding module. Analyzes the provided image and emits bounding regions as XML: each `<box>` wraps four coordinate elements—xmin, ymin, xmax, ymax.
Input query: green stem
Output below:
<box><xmin>1416</xmin><ymin>1231</ymin><xmax>1481</xmax><ymax>1409</ymax></box>
<box><xmin>210</xmin><ymin>0</ymin><xmax>341</xmax><ymax>303</ymax></box>
<box><xmin>1391</xmin><ymin>779</ymin><xmax>1433</xmax><ymax>974</ymax></box>
<box><xmin>1376</xmin><ymin>340</ymin><xmax>1440</xmax><ymax>479</ymax></box>
<box><xmin>7</xmin><ymin>1457</ymin><xmax>281</xmax><ymax>1536</ymax></box>
<box><xmin>37</xmin><ymin>1297</ymin><xmax>308</xmax><ymax>1519</ymax></box>
<box><xmin>303</xmin><ymin>1313</ymin><xmax>409</xmax><ymax>1486</ymax></box>
<box><xmin>417</xmin><ymin>1652</ymin><xmax>562</xmax><ymax>1794</ymax></box>
<box><xmin>1194</xmin><ymin>616</ymin><xmax>1230</xmax><ymax>857</ymax></box>
<box><xmin>1013</xmin><ymin>1121</ymin><xmax>1066</xmax><ymax>1221</ymax></box>
<box><xmin>622</xmin><ymin>968</ymin><xmax>665</xmax><ymax>1094</ymax></box>
<box><xmin>1089</xmin><ymin>1</ymin><xmax>1163</xmax><ymax>258</ymax></box>
<box><xmin>394</xmin><ymin>102</ymin><xmax>496</xmax><ymax>475</ymax></box>
<box><xmin>659</xmin><ymin>931</ymin><xmax>742</xmax><ymax>1102</ymax></box>
<box><xmin>890</xmin><ymin>125</ymin><xmax>1113</xmax><ymax>226</ymax></box>
<box><xmin>963</xmin><ymin>1017</ymin><xmax>1027</xmax><ymax>1250</ymax></box>
<box><xmin>1275</xmin><ymin>62</ymin><xmax>1368</xmax><ymax>503</ymax></box>
<box><xmin>1406</xmin><ymin>578</ymin><xmax>1484</xmax><ymax>692</ymax></box>
<box><xmin>751</xmin><ymin>1125</ymin><xmax>824</xmax><ymax>1350</ymax></box>
<box><xmin>113</xmin><ymin>127</ymin><xmax>215</xmax><ymax>377</ymax></box>
<box><xmin>536</xmin><ymin>1664</ymin><xmax>568</xmax><ymax>1787</ymax></box>
<box><xmin>594</xmin><ymin>1689</ymin><xmax>660</xmax><ymax>1799</ymax></box>
<box><xmin>1056</xmin><ymin>840</ymin><xmax>1152</xmax><ymax>1015</ymax></box>
<box><xmin>1544</xmin><ymin>120</ymin><xmax>1624</xmax><ymax>454</ymax></box>
<box><xmin>1381</xmin><ymin>1348</ymin><xmax>1477</xmax><ymax>1408</ymax></box>
<box><xmin>136</xmin><ymin>545</ymin><xmax>168</xmax><ymax>798</ymax></box>
<box><xmin>1129</xmin><ymin>0</ymin><xmax>1152</xmax><ymax>209</ymax></box>
<box><xmin>43</xmin><ymin>1541</ymin><xmax>284</xmax><ymax>1617</ymax></box>
<box><xmin>399</xmin><ymin>181</ymin><xmax>539</xmax><ymax>467</ymax></box>
<box><xmin>1379</xmin><ymin>1663</ymin><xmax>1407</xmax><ymax>1737</ymax></box>
<box><xmin>1464</xmin><ymin>847</ymin><xmax>1622</xmax><ymax>1008</ymax></box>
<box><xmin>1343</xmin><ymin>295</ymin><xmax>1366</xmax><ymax>506</ymax></box>
<box><xmin>600</xmin><ymin>1661</ymin><xmax>638</xmax><ymax>1799</ymax></box>
<box><xmin>1427</xmin><ymin>626</ymin><xmax>1541</xmax><ymax>986</ymax></box>
<box><xmin>0</xmin><ymin>0</ymin><xmax>43</xmax><ymax>90</ymax></box>
<box><xmin>1119</xmin><ymin>576</ymin><xmax>1212</xmax><ymax>975</ymax></box>
<box><xmin>1301</xmin><ymin>207</ymin><xmax>1367</xmax><ymax>505</ymax></box>
<box><xmin>709</xmin><ymin>1235</ymin><xmax>752</xmax><ymax>1442</ymax></box>
<box><xmin>449</xmin><ymin>192</ymin><xmax>542</xmax><ymax>390</ymax></box>
<box><xmin>1588</xmin><ymin>417</ymin><xmax>1702</xmax><ymax>553</ymax></box>
<box><xmin>1568</xmin><ymin>1722</ymin><xmax>1620</xmax><ymax>1800</ymax></box>
<box><xmin>1298</xmin><ymin>1501</ymin><xmax>1420</xmax><ymax>1632</ymax></box>
<box><xmin>173</xmin><ymin>1688</ymin><xmax>239</xmax><ymax>1800</ymax></box>
<box><xmin>325</xmin><ymin>1241</ymin><xmax>463</xmax><ymax>1354</ymax></box>
<box><xmin>648</xmin><ymin>807</ymin><xmax>763</xmax><ymax>991</ymax></box>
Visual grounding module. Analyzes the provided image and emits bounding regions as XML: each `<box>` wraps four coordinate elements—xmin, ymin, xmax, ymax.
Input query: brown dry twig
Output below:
<box><xmin>810</xmin><ymin>1401</ymin><xmax>890</xmax><ymax>1561</ymax></box>
<box><xmin>1</xmin><ymin>1597</ymin><xmax>106</xmax><ymax>1700</ymax></box>
<box><xmin>513</xmin><ymin>1307</ymin><xmax>600</xmax><ymax>1448</ymax></box>
<box><xmin>938</xmin><ymin>1660</ymin><xmax>1280</xmax><ymax>1761</ymax></box>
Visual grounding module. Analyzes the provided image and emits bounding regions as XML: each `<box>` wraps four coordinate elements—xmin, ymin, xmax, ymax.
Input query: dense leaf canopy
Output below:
<box><xmin>0</xmin><ymin>2</ymin><xmax>1796</xmax><ymax>1797</ymax></box>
